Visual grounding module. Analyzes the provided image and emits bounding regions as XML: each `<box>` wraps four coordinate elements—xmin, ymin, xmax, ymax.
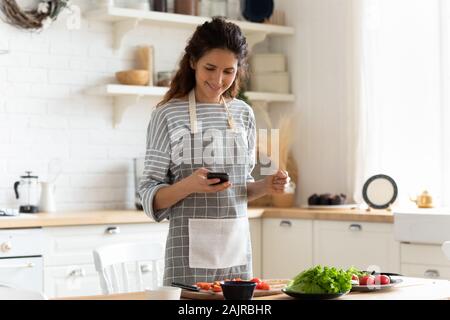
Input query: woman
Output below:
<box><xmin>139</xmin><ymin>17</ymin><xmax>290</xmax><ymax>286</ymax></box>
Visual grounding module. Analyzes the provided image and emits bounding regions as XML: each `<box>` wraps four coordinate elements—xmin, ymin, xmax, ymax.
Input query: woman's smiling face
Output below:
<box><xmin>191</xmin><ymin>48</ymin><xmax>238</xmax><ymax>103</ymax></box>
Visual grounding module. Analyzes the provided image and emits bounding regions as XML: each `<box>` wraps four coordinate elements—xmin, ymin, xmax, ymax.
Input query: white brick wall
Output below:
<box><xmin>0</xmin><ymin>0</ymin><xmax>192</xmax><ymax>211</ymax></box>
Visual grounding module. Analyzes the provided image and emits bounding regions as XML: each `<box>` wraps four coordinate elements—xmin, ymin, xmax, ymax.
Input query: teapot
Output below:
<box><xmin>410</xmin><ymin>190</ymin><xmax>433</xmax><ymax>208</ymax></box>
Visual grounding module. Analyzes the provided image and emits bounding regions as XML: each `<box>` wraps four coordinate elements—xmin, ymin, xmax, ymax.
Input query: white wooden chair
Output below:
<box><xmin>93</xmin><ymin>242</ymin><xmax>164</xmax><ymax>294</ymax></box>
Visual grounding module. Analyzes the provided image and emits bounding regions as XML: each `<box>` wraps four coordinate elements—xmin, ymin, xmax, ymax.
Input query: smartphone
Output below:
<box><xmin>207</xmin><ymin>172</ymin><xmax>229</xmax><ymax>185</ymax></box>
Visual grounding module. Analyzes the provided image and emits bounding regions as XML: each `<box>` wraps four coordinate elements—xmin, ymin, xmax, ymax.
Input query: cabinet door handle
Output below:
<box><xmin>0</xmin><ymin>262</ymin><xmax>35</xmax><ymax>269</ymax></box>
<box><xmin>140</xmin><ymin>264</ymin><xmax>150</xmax><ymax>273</ymax></box>
<box><xmin>424</xmin><ymin>269</ymin><xmax>440</xmax><ymax>278</ymax></box>
<box><xmin>349</xmin><ymin>224</ymin><xmax>362</xmax><ymax>231</ymax></box>
<box><xmin>68</xmin><ymin>267</ymin><xmax>86</xmax><ymax>277</ymax></box>
<box><xmin>105</xmin><ymin>226</ymin><xmax>120</xmax><ymax>234</ymax></box>
<box><xmin>280</xmin><ymin>220</ymin><xmax>292</xmax><ymax>227</ymax></box>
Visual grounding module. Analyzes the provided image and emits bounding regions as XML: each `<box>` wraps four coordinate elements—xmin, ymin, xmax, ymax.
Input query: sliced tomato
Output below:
<box><xmin>211</xmin><ymin>285</ymin><xmax>222</xmax><ymax>292</ymax></box>
<box><xmin>250</xmin><ymin>277</ymin><xmax>261</xmax><ymax>284</ymax></box>
<box><xmin>256</xmin><ymin>281</ymin><xmax>270</xmax><ymax>290</ymax></box>
<box><xmin>196</xmin><ymin>282</ymin><xmax>212</xmax><ymax>290</ymax></box>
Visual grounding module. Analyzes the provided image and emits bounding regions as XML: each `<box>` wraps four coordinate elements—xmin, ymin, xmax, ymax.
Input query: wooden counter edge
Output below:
<box><xmin>0</xmin><ymin>207</ymin><xmax>393</xmax><ymax>229</ymax></box>
<box><xmin>52</xmin><ymin>277</ymin><xmax>450</xmax><ymax>300</ymax></box>
<box><xmin>254</xmin><ymin>207</ymin><xmax>394</xmax><ymax>223</ymax></box>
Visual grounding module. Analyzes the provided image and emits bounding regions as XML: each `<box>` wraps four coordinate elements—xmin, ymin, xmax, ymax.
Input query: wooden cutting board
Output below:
<box><xmin>181</xmin><ymin>279</ymin><xmax>290</xmax><ymax>300</ymax></box>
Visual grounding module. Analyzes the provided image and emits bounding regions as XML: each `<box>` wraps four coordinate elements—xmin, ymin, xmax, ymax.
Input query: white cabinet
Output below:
<box><xmin>400</xmin><ymin>243</ymin><xmax>450</xmax><ymax>280</ymax></box>
<box><xmin>43</xmin><ymin>223</ymin><xmax>169</xmax><ymax>266</ymax></box>
<box><xmin>0</xmin><ymin>256</ymin><xmax>43</xmax><ymax>292</ymax></box>
<box><xmin>249</xmin><ymin>218</ymin><xmax>262</xmax><ymax>278</ymax></box>
<box><xmin>313</xmin><ymin>220</ymin><xmax>400</xmax><ymax>273</ymax></box>
<box><xmin>43</xmin><ymin>222</ymin><xmax>168</xmax><ymax>298</ymax></box>
<box><xmin>44</xmin><ymin>264</ymin><xmax>102</xmax><ymax>298</ymax></box>
<box><xmin>262</xmin><ymin>218</ymin><xmax>313</xmax><ymax>279</ymax></box>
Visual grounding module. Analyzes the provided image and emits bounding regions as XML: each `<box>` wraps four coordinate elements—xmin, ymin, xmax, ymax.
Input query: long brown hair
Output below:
<box><xmin>157</xmin><ymin>17</ymin><xmax>249</xmax><ymax>107</ymax></box>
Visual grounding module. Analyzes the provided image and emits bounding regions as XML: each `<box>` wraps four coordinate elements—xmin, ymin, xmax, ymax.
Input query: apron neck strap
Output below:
<box><xmin>188</xmin><ymin>90</ymin><xmax>198</xmax><ymax>134</ymax></box>
<box><xmin>188</xmin><ymin>89</ymin><xmax>236</xmax><ymax>134</ymax></box>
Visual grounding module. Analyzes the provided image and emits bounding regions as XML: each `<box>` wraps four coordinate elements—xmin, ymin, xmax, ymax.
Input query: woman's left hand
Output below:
<box><xmin>264</xmin><ymin>169</ymin><xmax>290</xmax><ymax>194</ymax></box>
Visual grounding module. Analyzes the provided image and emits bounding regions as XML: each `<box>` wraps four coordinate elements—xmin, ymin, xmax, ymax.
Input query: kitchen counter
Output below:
<box><xmin>53</xmin><ymin>277</ymin><xmax>450</xmax><ymax>300</ymax></box>
<box><xmin>0</xmin><ymin>210</ymin><xmax>154</xmax><ymax>229</ymax></box>
<box><xmin>257</xmin><ymin>207</ymin><xmax>393</xmax><ymax>223</ymax></box>
<box><xmin>0</xmin><ymin>207</ymin><xmax>392</xmax><ymax>229</ymax></box>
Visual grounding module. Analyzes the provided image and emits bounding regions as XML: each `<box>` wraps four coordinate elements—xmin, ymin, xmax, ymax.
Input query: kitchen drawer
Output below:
<box><xmin>0</xmin><ymin>256</ymin><xmax>43</xmax><ymax>292</ymax></box>
<box><xmin>43</xmin><ymin>223</ymin><xmax>169</xmax><ymax>266</ymax></box>
<box><xmin>313</xmin><ymin>220</ymin><xmax>400</xmax><ymax>272</ymax></box>
<box><xmin>44</xmin><ymin>260</ymin><xmax>165</xmax><ymax>298</ymax></box>
<box><xmin>262</xmin><ymin>218</ymin><xmax>313</xmax><ymax>279</ymax></box>
<box><xmin>400</xmin><ymin>243</ymin><xmax>450</xmax><ymax>267</ymax></box>
<box><xmin>401</xmin><ymin>263</ymin><xmax>450</xmax><ymax>280</ymax></box>
<box><xmin>0</xmin><ymin>228</ymin><xmax>45</xmax><ymax>258</ymax></box>
<box><xmin>44</xmin><ymin>264</ymin><xmax>101</xmax><ymax>298</ymax></box>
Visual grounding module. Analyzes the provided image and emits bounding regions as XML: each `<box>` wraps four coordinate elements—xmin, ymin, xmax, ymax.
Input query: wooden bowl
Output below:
<box><xmin>115</xmin><ymin>70</ymin><xmax>149</xmax><ymax>86</ymax></box>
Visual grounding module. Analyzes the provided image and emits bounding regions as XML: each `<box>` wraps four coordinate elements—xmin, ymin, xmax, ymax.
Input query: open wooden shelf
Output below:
<box><xmin>84</xmin><ymin>6</ymin><xmax>294</xmax><ymax>49</ymax></box>
<box><xmin>84</xmin><ymin>7</ymin><xmax>296</xmax><ymax>127</ymax></box>
<box><xmin>86</xmin><ymin>84</ymin><xmax>295</xmax><ymax>127</ymax></box>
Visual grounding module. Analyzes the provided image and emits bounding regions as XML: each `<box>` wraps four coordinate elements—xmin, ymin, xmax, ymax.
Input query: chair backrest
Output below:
<box><xmin>0</xmin><ymin>285</ymin><xmax>47</xmax><ymax>300</ymax></box>
<box><xmin>93</xmin><ymin>242</ymin><xmax>164</xmax><ymax>294</ymax></box>
<box><xmin>442</xmin><ymin>241</ymin><xmax>450</xmax><ymax>260</ymax></box>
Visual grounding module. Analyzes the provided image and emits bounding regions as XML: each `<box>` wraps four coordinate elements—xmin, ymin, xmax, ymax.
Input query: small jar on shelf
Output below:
<box><xmin>166</xmin><ymin>0</ymin><xmax>175</xmax><ymax>13</ymax></box>
<box><xmin>227</xmin><ymin>0</ymin><xmax>242</xmax><ymax>20</ymax></box>
<box><xmin>199</xmin><ymin>0</ymin><xmax>211</xmax><ymax>17</ymax></box>
<box><xmin>152</xmin><ymin>0</ymin><xmax>168</xmax><ymax>12</ymax></box>
<box><xmin>157</xmin><ymin>71</ymin><xmax>175</xmax><ymax>87</ymax></box>
<box><xmin>174</xmin><ymin>0</ymin><xmax>198</xmax><ymax>16</ymax></box>
<box><xmin>209</xmin><ymin>0</ymin><xmax>227</xmax><ymax>17</ymax></box>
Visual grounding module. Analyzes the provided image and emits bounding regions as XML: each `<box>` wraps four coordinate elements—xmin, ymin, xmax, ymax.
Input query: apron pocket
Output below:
<box><xmin>188</xmin><ymin>217</ymin><xmax>250</xmax><ymax>269</ymax></box>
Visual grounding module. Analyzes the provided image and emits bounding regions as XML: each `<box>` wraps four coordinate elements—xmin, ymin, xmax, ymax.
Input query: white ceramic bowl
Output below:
<box><xmin>145</xmin><ymin>286</ymin><xmax>181</xmax><ymax>300</ymax></box>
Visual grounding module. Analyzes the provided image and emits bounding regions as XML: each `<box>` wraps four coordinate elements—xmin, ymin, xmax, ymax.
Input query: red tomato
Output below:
<box><xmin>250</xmin><ymin>277</ymin><xmax>261</xmax><ymax>284</ymax></box>
<box><xmin>211</xmin><ymin>285</ymin><xmax>222</xmax><ymax>292</ymax></box>
<box><xmin>196</xmin><ymin>282</ymin><xmax>211</xmax><ymax>290</ymax></box>
<box><xmin>256</xmin><ymin>281</ymin><xmax>270</xmax><ymax>290</ymax></box>
<box><xmin>359</xmin><ymin>275</ymin><xmax>375</xmax><ymax>286</ymax></box>
<box><xmin>351</xmin><ymin>274</ymin><xmax>359</xmax><ymax>281</ymax></box>
<box><xmin>374</xmin><ymin>275</ymin><xmax>390</xmax><ymax>285</ymax></box>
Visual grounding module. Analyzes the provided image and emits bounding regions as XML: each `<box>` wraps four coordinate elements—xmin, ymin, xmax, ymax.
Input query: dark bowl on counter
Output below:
<box><xmin>220</xmin><ymin>281</ymin><xmax>257</xmax><ymax>300</ymax></box>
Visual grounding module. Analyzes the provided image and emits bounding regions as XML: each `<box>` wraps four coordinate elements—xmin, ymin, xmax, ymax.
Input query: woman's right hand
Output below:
<box><xmin>184</xmin><ymin>168</ymin><xmax>231</xmax><ymax>194</ymax></box>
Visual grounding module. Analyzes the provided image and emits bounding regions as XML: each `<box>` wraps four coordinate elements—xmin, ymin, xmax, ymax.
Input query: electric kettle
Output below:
<box><xmin>13</xmin><ymin>171</ymin><xmax>40</xmax><ymax>213</ymax></box>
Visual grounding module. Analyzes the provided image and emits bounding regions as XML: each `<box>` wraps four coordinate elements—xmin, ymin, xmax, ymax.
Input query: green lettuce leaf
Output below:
<box><xmin>285</xmin><ymin>265</ymin><xmax>353</xmax><ymax>294</ymax></box>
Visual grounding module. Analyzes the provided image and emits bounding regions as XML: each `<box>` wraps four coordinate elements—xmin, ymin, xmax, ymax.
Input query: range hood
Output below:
<box><xmin>394</xmin><ymin>208</ymin><xmax>450</xmax><ymax>245</ymax></box>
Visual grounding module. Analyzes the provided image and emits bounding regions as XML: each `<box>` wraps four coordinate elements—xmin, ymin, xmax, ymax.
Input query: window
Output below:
<box><xmin>355</xmin><ymin>0</ymin><xmax>449</xmax><ymax>206</ymax></box>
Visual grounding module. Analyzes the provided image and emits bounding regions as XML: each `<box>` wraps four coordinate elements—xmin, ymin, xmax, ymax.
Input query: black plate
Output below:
<box><xmin>362</xmin><ymin>174</ymin><xmax>398</xmax><ymax>209</ymax></box>
<box><xmin>351</xmin><ymin>278</ymin><xmax>403</xmax><ymax>292</ymax></box>
<box><xmin>282</xmin><ymin>288</ymin><xmax>348</xmax><ymax>300</ymax></box>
